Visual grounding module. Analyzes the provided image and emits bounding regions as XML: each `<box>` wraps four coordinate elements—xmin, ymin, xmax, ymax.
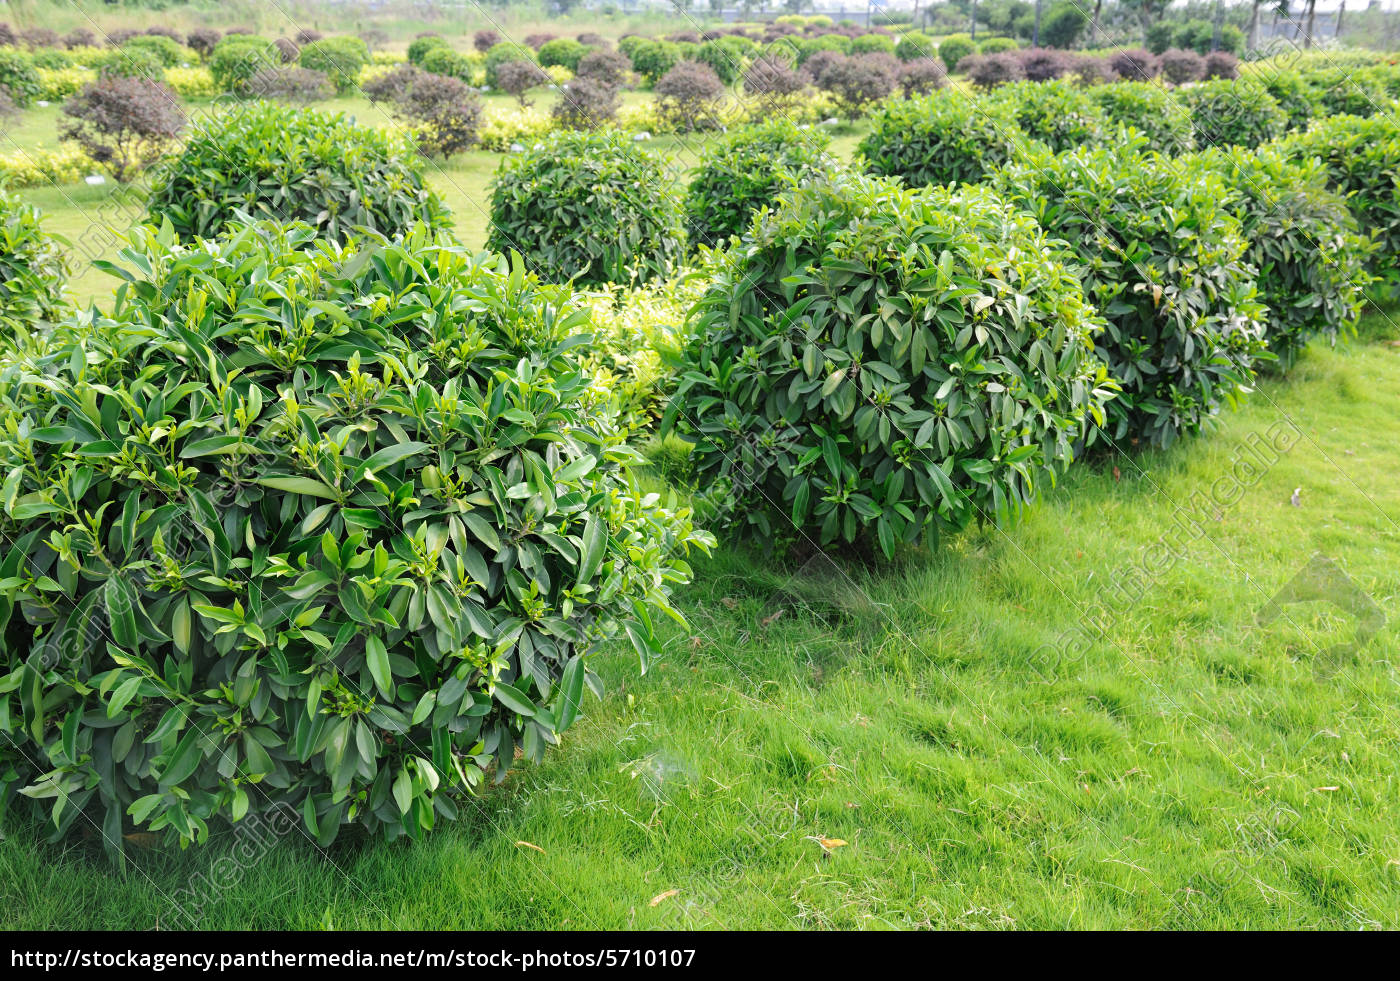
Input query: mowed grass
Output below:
<box><xmin>3</xmin><ymin>308</ymin><xmax>1399</xmax><ymax>930</ymax></box>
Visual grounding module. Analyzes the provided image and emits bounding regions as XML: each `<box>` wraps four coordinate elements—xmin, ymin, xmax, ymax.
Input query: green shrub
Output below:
<box><xmin>105</xmin><ymin>46</ymin><xmax>166</xmax><ymax>82</ymax></box>
<box><xmin>0</xmin><ymin>220</ymin><xmax>712</xmax><ymax>862</ymax></box>
<box><xmin>298</xmin><ymin>37</ymin><xmax>370</xmax><ymax>94</ymax></box>
<box><xmin>937</xmin><ymin>33</ymin><xmax>975</xmax><ymax>72</ymax></box>
<box><xmin>796</xmin><ymin>34</ymin><xmax>852</xmax><ymax>64</ymax></box>
<box><xmin>978</xmin><ymin>36</ymin><xmax>1019</xmax><ymax>55</ymax></box>
<box><xmin>895</xmin><ymin>32</ymin><xmax>933</xmax><ymax>62</ymax></box>
<box><xmin>988</xmin><ymin>79</ymin><xmax>1109</xmax><ymax>153</ymax></box>
<box><xmin>538</xmin><ymin>37</ymin><xmax>587</xmax><ymax>72</ymax></box>
<box><xmin>0</xmin><ymin>188</ymin><xmax>66</xmax><ymax>338</ymax></box>
<box><xmin>995</xmin><ymin>142</ymin><xmax>1267</xmax><ymax>448</ymax></box>
<box><xmin>484</xmin><ymin>41</ymin><xmax>537</xmax><ymax>88</ymax></box>
<box><xmin>1180</xmin><ymin>79</ymin><xmax>1287</xmax><ymax>149</ymax></box>
<box><xmin>121</xmin><ymin>34</ymin><xmax>187</xmax><ymax>68</ymax></box>
<box><xmin>693</xmin><ymin>38</ymin><xmax>748</xmax><ymax>85</ymax></box>
<box><xmin>209</xmin><ymin>36</ymin><xmax>278</xmax><ymax>93</ymax></box>
<box><xmin>1278</xmin><ymin>113</ymin><xmax>1400</xmax><ymax>293</ymax></box>
<box><xmin>488</xmin><ymin>129</ymin><xmax>684</xmax><ymax>288</ymax></box>
<box><xmin>1192</xmin><ymin>145</ymin><xmax>1371</xmax><ymax>371</ymax></box>
<box><xmin>406</xmin><ymin>34</ymin><xmax>450</xmax><ymax>67</ymax></box>
<box><xmin>145</xmin><ymin>102</ymin><xmax>449</xmax><ymax>243</ymax></box>
<box><xmin>1089</xmin><ymin>82</ymin><xmax>1195</xmax><ymax>155</ymax></box>
<box><xmin>628</xmin><ymin>39</ymin><xmax>681</xmax><ymax>86</ymax></box>
<box><xmin>850</xmin><ymin>34</ymin><xmax>896</xmax><ymax>56</ymax></box>
<box><xmin>670</xmin><ymin>173</ymin><xmax>1112</xmax><ymax>558</ymax></box>
<box><xmin>1305</xmin><ymin>66</ymin><xmax>1389</xmax><ymax>119</ymax></box>
<box><xmin>0</xmin><ymin>49</ymin><xmax>40</xmax><ymax>106</ymax></box>
<box><xmin>1248</xmin><ymin>66</ymin><xmax>1316</xmax><ymax>131</ymax></box>
<box><xmin>419</xmin><ymin>46</ymin><xmax>476</xmax><ymax>84</ymax></box>
<box><xmin>860</xmin><ymin>92</ymin><xmax>1024</xmax><ymax>188</ymax></box>
<box><xmin>29</xmin><ymin>48</ymin><xmax>73</xmax><ymax>70</ymax></box>
<box><xmin>685</xmin><ymin>118</ymin><xmax>833</xmax><ymax>245</ymax></box>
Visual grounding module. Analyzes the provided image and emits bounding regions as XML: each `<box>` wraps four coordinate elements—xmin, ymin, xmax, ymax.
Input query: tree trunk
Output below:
<box><xmin>1091</xmin><ymin>0</ymin><xmax>1104</xmax><ymax>45</ymax></box>
<box><xmin>971</xmin><ymin>0</ymin><xmax>978</xmax><ymax>40</ymax></box>
<box><xmin>1335</xmin><ymin>0</ymin><xmax>1346</xmax><ymax>37</ymax></box>
<box><xmin>1304</xmin><ymin>0</ymin><xmax>1317</xmax><ymax>47</ymax></box>
<box><xmin>1212</xmin><ymin>0</ymin><xmax>1226</xmax><ymax>50</ymax></box>
<box><xmin>1248</xmin><ymin>0</ymin><xmax>1261</xmax><ymax>51</ymax></box>
<box><xmin>1033</xmin><ymin>0</ymin><xmax>1042</xmax><ymax>46</ymax></box>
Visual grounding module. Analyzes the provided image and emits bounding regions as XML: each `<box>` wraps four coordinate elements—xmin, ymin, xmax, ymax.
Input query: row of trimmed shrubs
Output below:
<box><xmin>0</xmin><ymin>87</ymin><xmax>1394</xmax><ymax>861</ymax></box>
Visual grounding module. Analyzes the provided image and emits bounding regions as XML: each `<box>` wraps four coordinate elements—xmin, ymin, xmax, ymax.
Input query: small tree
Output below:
<box><xmin>244</xmin><ymin>65</ymin><xmax>333</xmax><ymax>104</ymax></box>
<box><xmin>60</xmin><ymin>75</ymin><xmax>185</xmax><ymax>183</ymax></box>
<box><xmin>552</xmin><ymin>76</ymin><xmax>621</xmax><ymax>129</ymax></box>
<box><xmin>495</xmin><ymin>59</ymin><xmax>547</xmax><ymax>107</ymax></box>
<box><xmin>744</xmin><ymin>53</ymin><xmax>808</xmax><ymax>110</ymax></box>
<box><xmin>186</xmin><ymin>27</ymin><xmax>221</xmax><ymax>62</ymax></box>
<box><xmin>818</xmin><ymin>52</ymin><xmax>897</xmax><ymax>120</ymax></box>
<box><xmin>473</xmin><ymin>29</ymin><xmax>501</xmax><ymax>53</ymax></box>
<box><xmin>397</xmin><ymin>72</ymin><xmax>483</xmax><ymax>160</ymax></box>
<box><xmin>655</xmin><ymin>60</ymin><xmax>726</xmax><ymax>132</ymax></box>
<box><xmin>577</xmin><ymin>47</ymin><xmax>632</xmax><ymax>87</ymax></box>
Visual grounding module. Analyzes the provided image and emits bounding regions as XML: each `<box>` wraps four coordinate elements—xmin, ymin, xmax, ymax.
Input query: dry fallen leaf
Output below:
<box><xmin>1112</xmin><ymin>466</ymin><xmax>1121</xmax><ymax>482</ymax></box>
<box><xmin>514</xmin><ymin>840</ymin><xmax>546</xmax><ymax>855</ymax></box>
<box><xmin>649</xmin><ymin>889</ymin><xmax>679</xmax><ymax>907</ymax></box>
<box><xmin>720</xmin><ymin>596</ymin><xmax>740</xmax><ymax>610</ymax></box>
<box><xmin>761</xmin><ymin>608</ymin><xmax>785</xmax><ymax>628</ymax></box>
<box><xmin>815</xmin><ymin>837</ymin><xmax>848</xmax><ymax>851</ymax></box>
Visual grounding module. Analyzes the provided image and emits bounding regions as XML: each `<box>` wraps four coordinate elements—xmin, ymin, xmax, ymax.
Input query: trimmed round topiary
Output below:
<box><xmin>487</xmin><ymin>129</ymin><xmax>684</xmax><ymax>288</ymax></box>
<box><xmin>208</xmin><ymin>35</ymin><xmax>279</xmax><ymax>93</ymax></box>
<box><xmin>1089</xmin><ymin>82</ymin><xmax>1195</xmax><ymax>155</ymax></box>
<box><xmin>1278</xmin><ymin>113</ymin><xmax>1400</xmax><ymax>294</ymax></box>
<box><xmin>0</xmin><ymin>220</ymin><xmax>712</xmax><ymax>862</ymax></box>
<box><xmin>1180</xmin><ymin>79</ymin><xmax>1287</xmax><ymax>149</ymax></box>
<box><xmin>987</xmin><ymin>79</ymin><xmax>1110</xmax><ymax>153</ymax></box>
<box><xmin>1192</xmin><ymin>145</ymin><xmax>1372</xmax><ymax>371</ymax></box>
<box><xmin>937</xmin><ymin>34</ymin><xmax>975</xmax><ymax>72</ymax></box>
<box><xmin>685</xmin><ymin>117</ymin><xmax>834</xmax><ymax>246</ymax></box>
<box><xmin>860</xmin><ymin>92</ymin><xmax>1025</xmax><ymax>188</ymax></box>
<box><xmin>406</xmin><ymin>34</ymin><xmax>450</xmax><ymax>67</ymax></box>
<box><xmin>537</xmin><ymin>37</ymin><xmax>587</xmax><ymax>73</ymax></box>
<box><xmin>297</xmin><ymin>36</ymin><xmax>370</xmax><ymax>94</ymax></box>
<box><xmin>670</xmin><ymin>173</ymin><xmax>1113</xmax><ymax>558</ymax></box>
<box><xmin>484</xmin><ymin>41</ymin><xmax>538</xmax><ymax>88</ymax></box>
<box><xmin>144</xmin><ymin>102</ymin><xmax>450</xmax><ymax>243</ymax></box>
<box><xmin>0</xmin><ymin>188</ymin><xmax>66</xmax><ymax>338</ymax></box>
<box><xmin>995</xmin><ymin>142</ymin><xmax>1267</xmax><ymax>448</ymax></box>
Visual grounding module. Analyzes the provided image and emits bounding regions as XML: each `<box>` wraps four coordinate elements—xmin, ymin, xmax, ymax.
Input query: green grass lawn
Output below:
<box><xmin>3</xmin><ymin>309</ymin><xmax>1399</xmax><ymax>929</ymax></box>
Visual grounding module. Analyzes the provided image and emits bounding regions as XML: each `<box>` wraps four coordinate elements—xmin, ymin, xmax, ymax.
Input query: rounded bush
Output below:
<box><xmin>978</xmin><ymin>36</ymin><xmax>1019</xmax><ymax>55</ymax></box>
<box><xmin>861</xmin><ymin>92</ymin><xmax>1024</xmax><ymax>188</ymax></box>
<box><xmin>1159</xmin><ymin>48</ymin><xmax>1205</xmax><ymax>85</ymax></box>
<box><xmin>577</xmin><ymin>47</ymin><xmax>631</xmax><ymax>87</ymax></box>
<box><xmin>145</xmin><ymin>102</ymin><xmax>450</xmax><ymax>243</ymax></box>
<box><xmin>407</xmin><ymin>34</ymin><xmax>450</xmax><ymax>67</ymax></box>
<box><xmin>106</xmin><ymin>45</ymin><xmax>166</xmax><ymax>82</ymax></box>
<box><xmin>654</xmin><ymin>60</ymin><xmax>725</xmax><ymax>133</ymax></box>
<box><xmin>818</xmin><ymin>51</ymin><xmax>899</xmax><ymax>118</ymax></box>
<box><xmin>0</xmin><ymin>221</ymin><xmax>711</xmax><ymax>859</ymax></box>
<box><xmin>1108</xmin><ymin>48</ymin><xmax>1159</xmax><ymax>81</ymax></box>
<box><xmin>671</xmin><ymin>173</ymin><xmax>1111</xmax><ymax>558</ymax></box>
<box><xmin>297</xmin><ymin>37</ymin><xmax>370</xmax><ymax>93</ymax></box>
<box><xmin>995</xmin><ymin>143</ymin><xmax>1267</xmax><ymax>448</ymax></box>
<box><xmin>209</xmin><ymin>36</ymin><xmax>278</xmax><ymax>93</ymax></box>
<box><xmin>1278</xmin><ymin>113</ymin><xmax>1400</xmax><ymax>293</ymax></box>
<box><xmin>937</xmin><ymin>34</ymin><xmax>975</xmax><ymax>72</ymax></box>
<box><xmin>895</xmin><ymin>31</ymin><xmax>933</xmax><ymax>62</ymax></box>
<box><xmin>420</xmin><ymin>46</ymin><xmax>477</xmax><ymax>85</ymax></box>
<box><xmin>1018</xmin><ymin>48</ymin><xmax>1072</xmax><ymax>82</ymax></box>
<box><xmin>962</xmin><ymin>51</ymin><xmax>1024</xmax><ymax>89</ymax></box>
<box><xmin>1089</xmin><ymin>82</ymin><xmax>1194</xmax><ymax>154</ymax></box>
<box><xmin>121</xmin><ymin>34</ymin><xmax>186</xmax><ymax>68</ymax></box>
<box><xmin>0</xmin><ymin>188</ymin><xmax>66</xmax><ymax>336</ymax></box>
<box><xmin>693</xmin><ymin>38</ymin><xmax>748</xmax><ymax>85</ymax></box>
<box><xmin>1194</xmin><ymin>145</ymin><xmax>1371</xmax><ymax>371</ymax></box>
<box><xmin>988</xmin><ymin>79</ymin><xmax>1110</xmax><ymax>153</ymax></box>
<box><xmin>685</xmin><ymin>118</ymin><xmax>833</xmax><ymax>245</ymax></box>
<box><xmin>850</xmin><ymin>33</ymin><xmax>896</xmax><ymax>56</ymax></box>
<box><xmin>538</xmin><ymin>37</ymin><xmax>587</xmax><ymax>73</ymax></box>
<box><xmin>628</xmin><ymin>39</ymin><xmax>681</xmax><ymax>86</ymax></box>
<box><xmin>1181</xmin><ymin>79</ymin><xmax>1287</xmax><ymax>149</ymax></box>
<box><xmin>487</xmin><ymin>129</ymin><xmax>684</xmax><ymax>288</ymax></box>
<box><xmin>898</xmin><ymin>57</ymin><xmax>947</xmax><ymax>97</ymax></box>
<box><xmin>1203</xmin><ymin>51</ymin><xmax>1238</xmax><ymax>80</ymax></box>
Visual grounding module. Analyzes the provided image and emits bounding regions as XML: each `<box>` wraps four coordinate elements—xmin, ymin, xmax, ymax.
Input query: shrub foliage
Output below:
<box><xmin>0</xmin><ymin>188</ymin><xmax>66</xmax><ymax>337</ymax></box>
<box><xmin>861</xmin><ymin>93</ymin><xmax>1024</xmax><ymax>189</ymax></box>
<box><xmin>0</xmin><ymin>221</ymin><xmax>711</xmax><ymax>861</ymax></box>
<box><xmin>671</xmin><ymin>174</ymin><xmax>1112</xmax><ymax>558</ymax></box>
<box><xmin>144</xmin><ymin>102</ymin><xmax>449</xmax><ymax>243</ymax></box>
